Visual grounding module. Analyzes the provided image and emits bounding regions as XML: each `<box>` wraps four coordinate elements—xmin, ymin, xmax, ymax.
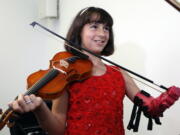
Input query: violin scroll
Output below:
<box><xmin>0</xmin><ymin>108</ymin><xmax>17</xmax><ymax>130</ymax></box>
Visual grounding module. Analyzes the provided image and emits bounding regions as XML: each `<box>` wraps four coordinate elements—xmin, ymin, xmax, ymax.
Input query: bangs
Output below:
<box><xmin>82</xmin><ymin>10</ymin><xmax>113</xmax><ymax>27</ymax></box>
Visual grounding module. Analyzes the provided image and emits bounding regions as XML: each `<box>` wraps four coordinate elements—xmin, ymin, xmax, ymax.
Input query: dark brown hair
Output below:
<box><xmin>65</xmin><ymin>7</ymin><xmax>114</xmax><ymax>56</ymax></box>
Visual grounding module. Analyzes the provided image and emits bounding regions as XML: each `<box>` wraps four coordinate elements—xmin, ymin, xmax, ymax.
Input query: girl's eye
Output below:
<box><xmin>104</xmin><ymin>26</ymin><xmax>110</xmax><ymax>31</ymax></box>
<box><xmin>89</xmin><ymin>23</ymin><xmax>110</xmax><ymax>32</ymax></box>
<box><xmin>90</xmin><ymin>24</ymin><xmax>98</xmax><ymax>29</ymax></box>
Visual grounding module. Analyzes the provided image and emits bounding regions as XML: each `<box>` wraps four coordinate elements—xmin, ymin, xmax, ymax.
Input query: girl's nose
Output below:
<box><xmin>97</xmin><ymin>28</ymin><xmax>106</xmax><ymax>36</ymax></box>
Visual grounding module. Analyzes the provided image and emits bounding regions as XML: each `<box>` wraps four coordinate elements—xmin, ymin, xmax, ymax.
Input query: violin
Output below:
<box><xmin>0</xmin><ymin>51</ymin><xmax>92</xmax><ymax>130</ymax></box>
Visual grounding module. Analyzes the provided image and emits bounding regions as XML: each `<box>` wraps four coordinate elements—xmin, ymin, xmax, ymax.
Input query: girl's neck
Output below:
<box><xmin>85</xmin><ymin>52</ymin><xmax>106</xmax><ymax>76</ymax></box>
<box><xmin>85</xmin><ymin>52</ymin><xmax>102</xmax><ymax>65</ymax></box>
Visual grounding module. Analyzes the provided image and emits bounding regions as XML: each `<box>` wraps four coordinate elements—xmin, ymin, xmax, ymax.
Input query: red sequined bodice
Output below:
<box><xmin>65</xmin><ymin>65</ymin><xmax>126</xmax><ymax>135</ymax></box>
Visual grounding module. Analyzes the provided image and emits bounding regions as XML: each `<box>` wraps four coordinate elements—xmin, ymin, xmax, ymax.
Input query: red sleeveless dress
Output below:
<box><xmin>65</xmin><ymin>65</ymin><xmax>126</xmax><ymax>135</ymax></box>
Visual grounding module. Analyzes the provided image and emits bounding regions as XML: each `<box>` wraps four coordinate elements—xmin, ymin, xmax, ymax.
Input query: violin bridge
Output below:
<box><xmin>55</xmin><ymin>68</ymin><xmax>67</xmax><ymax>75</ymax></box>
<box><xmin>59</xmin><ymin>59</ymin><xmax>69</xmax><ymax>69</ymax></box>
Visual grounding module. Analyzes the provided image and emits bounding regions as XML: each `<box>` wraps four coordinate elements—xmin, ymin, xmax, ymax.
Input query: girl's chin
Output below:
<box><xmin>91</xmin><ymin>50</ymin><xmax>102</xmax><ymax>54</ymax></box>
<box><xmin>83</xmin><ymin>46</ymin><xmax>104</xmax><ymax>54</ymax></box>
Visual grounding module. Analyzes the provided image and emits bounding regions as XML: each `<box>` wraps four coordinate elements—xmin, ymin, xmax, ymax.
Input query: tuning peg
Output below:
<box><xmin>0</xmin><ymin>108</ymin><xmax>2</xmax><ymax>114</ymax></box>
<box><xmin>7</xmin><ymin>121</ymin><xmax>15</xmax><ymax>128</ymax></box>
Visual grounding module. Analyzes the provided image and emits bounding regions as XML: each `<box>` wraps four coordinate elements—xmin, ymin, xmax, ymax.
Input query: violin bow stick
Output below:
<box><xmin>30</xmin><ymin>21</ymin><xmax>168</xmax><ymax>91</ymax></box>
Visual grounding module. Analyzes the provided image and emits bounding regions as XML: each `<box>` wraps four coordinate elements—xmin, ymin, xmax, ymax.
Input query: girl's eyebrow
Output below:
<box><xmin>89</xmin><ymin>21</ymin><xmax>108</xmax><ymax>26</ymax></box>
<box><xmin>89</xmin><ymin>21</ymin><xmax>99</xmax><ymax>24</ymax></box>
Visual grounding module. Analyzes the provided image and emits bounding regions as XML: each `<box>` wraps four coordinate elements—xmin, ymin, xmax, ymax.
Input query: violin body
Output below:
<box><xmin>0</xmin><ymin>51</ymin><xmax>93</xmax><ymax>130</ymax></box>
<box><xmin>27</xmin><ymin>51</ymin><xmax>92</xmax><ymax>99</ymax></box>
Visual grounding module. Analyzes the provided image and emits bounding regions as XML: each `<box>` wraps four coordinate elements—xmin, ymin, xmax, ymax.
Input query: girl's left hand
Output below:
<box><xmin>8</xmin><ymin>94</ymin><xmax>44</xmax><ymax>114</ymax></box>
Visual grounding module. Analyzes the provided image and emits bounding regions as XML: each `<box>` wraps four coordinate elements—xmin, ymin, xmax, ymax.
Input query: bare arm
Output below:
<box><xmin>34</xmin><ymin>90</ymin><xmax>68</xmax><ymax>135</ymax></box>
<box><xmin>121</xmin><ymin>69</ymin><xmax>180</xmax><ymax>116</ymax></box>
<box><xmin>9</xmin><ymin>90</ymin><xmax>69</xmax><ymax>135</ymax></box>
<box><xmin>120</xmin><ymin>69</ymin><xmax>140</xmax><ymax>101</ymax></box>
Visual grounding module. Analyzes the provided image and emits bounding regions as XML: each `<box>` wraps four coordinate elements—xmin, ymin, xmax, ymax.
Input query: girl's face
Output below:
<box><xmin>80</xmin><ymin>22</ymin><xmax>110</xmax><ymax>54</ymax></box>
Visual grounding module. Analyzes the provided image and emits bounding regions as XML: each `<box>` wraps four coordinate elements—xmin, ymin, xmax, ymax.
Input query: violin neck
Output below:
<box><xmin>25</xmin><ymin>68</ymin><xmax>59</xmax><ymax>96</ymax></box>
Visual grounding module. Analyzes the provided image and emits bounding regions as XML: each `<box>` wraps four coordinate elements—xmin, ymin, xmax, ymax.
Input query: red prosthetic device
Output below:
<box><xmin>127</xmin><ymin>86</ymin><xmax>180</xmax><ymax>132</ymax></box>
<box><xmin>135</xmin><ymin>86</ymin><xmax>180</xmax><ymax>118</ymax></box>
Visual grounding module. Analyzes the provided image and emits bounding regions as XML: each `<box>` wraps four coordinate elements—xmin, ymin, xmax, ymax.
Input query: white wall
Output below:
<box><xmin>0</xmin><ymin>0</ymin><xmax>62</xmax><ymax>134</ymax></box>
<box><xmin>0</xmin><ymin>0</ymin><xmax>180</xmax><ymax>135</ymax></box>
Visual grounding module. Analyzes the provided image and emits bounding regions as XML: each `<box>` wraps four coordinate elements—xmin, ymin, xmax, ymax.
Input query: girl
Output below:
<box><xmin>9</xmin><ymin>7</ymin><xmax>180</xmax><ymax>135</ymax></box>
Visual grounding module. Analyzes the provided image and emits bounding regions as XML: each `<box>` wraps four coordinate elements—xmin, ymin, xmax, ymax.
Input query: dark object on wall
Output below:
<box><xmin>9</xmin><ymin>100</ymin><xmax>52</xmax><ymax>135</ymax></box>
<box><xmin>165</xmin><ymin>0</ymin><xmax>180</xmax><ymax>12</ymax></box>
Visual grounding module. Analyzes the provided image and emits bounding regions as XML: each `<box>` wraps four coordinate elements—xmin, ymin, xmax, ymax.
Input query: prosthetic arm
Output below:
<box><xmin>127</xmin><ymin>86</ymin><xmax>180</xmax><ymax>132</ymax></box>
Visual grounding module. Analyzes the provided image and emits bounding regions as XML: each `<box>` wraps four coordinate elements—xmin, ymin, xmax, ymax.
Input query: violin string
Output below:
<box><xmin>131</xmin><ymin>77</ymin><xmax>163</xmax><ymax>93</ymax></box>
<box><xmin>110</xmin><ymin>66</ymin><xmax>163</xmax><ymax>93</ymax></box>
